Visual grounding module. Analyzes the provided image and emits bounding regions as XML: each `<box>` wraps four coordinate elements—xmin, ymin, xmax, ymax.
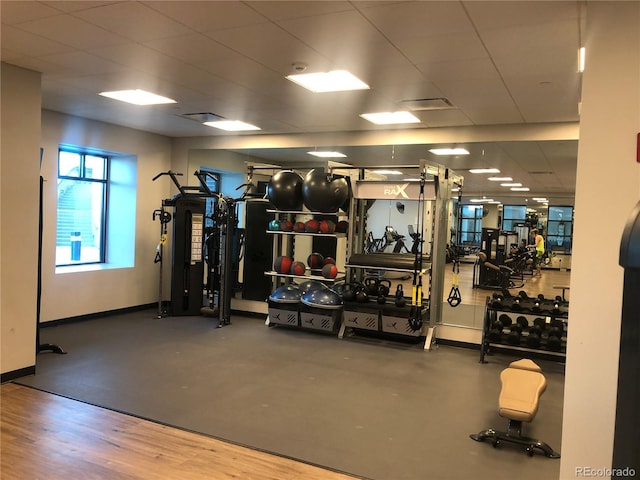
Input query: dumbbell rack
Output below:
<box><xmin>479</xmin><ymin>295</ymin><xmax>569</xmax><ymax>363</ymax></box>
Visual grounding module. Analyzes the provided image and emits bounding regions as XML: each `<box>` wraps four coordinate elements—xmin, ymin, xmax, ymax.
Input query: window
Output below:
<box><xmin>547</xmin><ymin>206</ymin><xmax>573</xmax><ymax>252</ymax></box>
<box><xmin>502</xmin><ymin>205</ymin><xmax>526</xmax><ymax>231</ymax></box>
<box><xmin>56</xmin><ymin>149</ymin><xmax>108</xmax><ymax>266</ymax></box>
<box><xmin>458</xmin><ymin>205</ymin><xmax>483</xmax><ymax>246</ymax></box>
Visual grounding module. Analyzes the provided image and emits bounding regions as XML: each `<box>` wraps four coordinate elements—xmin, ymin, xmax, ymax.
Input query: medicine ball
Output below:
<box><xmin>319</xmin><ymin>219</ymin><xmax>336</xmax><ymax>234</ymax></box>
<box><xmin>273</xmin><ymin>256</ymin><xmax>293</xmax><ymax>274</ymax></box>
<box><xmin>293</xmin><ymin>221</ymin><xmax>306</xmax><ymax>233</ymax></box>
<box><xmin>280</xmin><ymin>220</ymin><xmax>294</xmax><ymax>232</ymax></box>
<box><xmin>268</xmin><ymin>219</ymin><xmax>281</xmax><ymax>231</ymax></box>
<box><xmin>290</xmin><ymin>261</ymin><xmax>306</xmax><ymax>276</ymax></box>
<box><xmin>301</xmin><ymin>169</ymin><xmax>350</xmax><ymax>213</ymax></box>
<box><xmin>266</xmin><ymin>170</ymin><xmax>304</xmax><ymax>211</ymax></box>
<box><xmin>335</xmin><ymin>220</ymin><xmax>349</xmax><ymax>233</ymax></box>
<box><xmin>304</xmin><ymin>219</ymin><xmax>320</xmax><ymax>233</ymax></box>
<box><xmin>324</xmin><ymin>257</ymin><xmax>335</xmax><ymax>265</ymax></box>
<box><xmin>307</xmin><ymin>252</ymin><xmax>325</xmax><ymax>269</ymax></box>
<box><xmin>321</xmin><ymin>263</ymin><xmax>338</xmax><ymax>279</ymax></box>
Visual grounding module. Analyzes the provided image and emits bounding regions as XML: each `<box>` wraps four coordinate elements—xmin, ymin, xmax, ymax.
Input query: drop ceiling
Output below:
<box><xmin>0</xmin><ymin>1</ymin><xmax>583</xmax><ymax>208</ymax></box>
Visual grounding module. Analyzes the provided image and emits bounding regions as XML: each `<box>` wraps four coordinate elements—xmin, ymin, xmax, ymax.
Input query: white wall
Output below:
<box><xmin>40</xmin><ymin>110</ymin><xmax>173</xmax><ymax>321</ymax></box>
<box><xmin>1</xmin><ymin>63</ymin><xmax>41</xmax><ymax>376</ymax></box>
<box><xmin>560</xmin><ymin>3</ymin><xmax>640</xmax><ymax>477</ymax></box>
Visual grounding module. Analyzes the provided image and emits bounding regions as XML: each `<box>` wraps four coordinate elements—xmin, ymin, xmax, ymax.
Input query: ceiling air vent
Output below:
<box><xmin>399</xmin><ymin>97</ymin><xmax>456</xmax><ymax>111</ymax></box>
<box><xmin>179</xmin><ymin>112</ymin><xmax>225</xmax><ymax>123</ymax></box>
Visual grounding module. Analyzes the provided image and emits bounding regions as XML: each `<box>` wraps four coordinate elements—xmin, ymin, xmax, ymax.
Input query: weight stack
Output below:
<box><xmin>242</xmin><ymin>199</ymin><xmax>275</xmax><ymax>301</ymax></box>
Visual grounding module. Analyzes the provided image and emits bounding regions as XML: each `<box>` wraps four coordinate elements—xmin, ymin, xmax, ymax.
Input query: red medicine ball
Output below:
<box><xmin>274</xmin><ymin>256</ymin><xmax>293</xmax><ymax>274</ymax></box>
<box><xmin>304</xmin><ymin>219</ymin><xmax>320</xmax><ymax>233</ymax></box>
<box><xmin>280</xmin><ymin>220</ymin><xmax>294</xmax><ymax>232</ymax></box>
<box><xmin>322</xmin><ymin>263</ymin><xmax>338</xmax><ymax>279</ymax></box>
<box><xmin>307</xmin><ymin>252</ymin><xmax>325</xmax><ymax>269</ymax></box>
<box><xmin>290</xmin><ymin>261</ymin><xmax>306</xmax><ymax>276</ymax></box>
<box><xmin>293</xmin><ymin>222</ymin><xmax>306</xmax><ymax>233</ymax></box>
<box><xmin>324</xmin><ymin>257</ymin><xmax>336</xmax><ymax>265</ymax></box>
<box><xmin>319</xmin><ymin>220</ymin><xmax>336</xmax><ymax>234</ymax></box>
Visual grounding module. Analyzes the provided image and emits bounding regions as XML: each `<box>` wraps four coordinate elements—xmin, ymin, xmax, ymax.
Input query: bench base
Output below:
<box><xmin>470</xmin><ymin>420</ymin><xmax>560</xmax><ymax>458</ymax></box>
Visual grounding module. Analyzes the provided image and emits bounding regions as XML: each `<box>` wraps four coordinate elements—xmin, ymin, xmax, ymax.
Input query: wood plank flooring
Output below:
<box><xmin>0</xmin><ymin>383</ymin><xmax>361</xmax><ymax>480</ymax></box>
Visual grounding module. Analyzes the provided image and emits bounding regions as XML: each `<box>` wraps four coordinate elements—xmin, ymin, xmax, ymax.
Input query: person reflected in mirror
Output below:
<box><xmin>529</xmin><ymin>228</ymin><xmax>545</xmax><ymax>277</ymax></box>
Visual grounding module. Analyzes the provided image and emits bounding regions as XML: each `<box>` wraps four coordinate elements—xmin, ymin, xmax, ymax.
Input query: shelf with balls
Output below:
<box><xmin>264</xmin><ymin>169</ymin><xmax>351</xmax><ymax>333</ymax></box>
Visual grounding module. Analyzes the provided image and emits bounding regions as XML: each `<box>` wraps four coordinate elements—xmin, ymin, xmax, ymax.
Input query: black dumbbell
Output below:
<box><xmin>488</xmin><ymin>321</ymin><xmax>503</xmax><ymax>342</ymax></box>
<box><xmin>507</xmin><ymin>329</ymin><xmax>521</xmax><ymax>345</ymax></box>
<box><xmin>491</xmin><ymin>294</ymin><xmax>504</xmax><ymax>309</ymax></box>
<box><xmin>547</xmin><ymin>335</ymin><xmax>562</xmax><ymax>351</ymax></box>
<box><xmin>516</xmin><ymin>316</ymin><xmax>529</xmax><ymax>331</ymax></box>
<box><xmin>498</xmin><ymin>314</ymin><xmax>512</xmax><ymax>327</ymax></box>
<box><xmin>526</xmin><ymin>331</ymin><xmax>541</xmax><ymax>348</ymax></box>
<box><xmin>518</xmin><ymin>290</ymin><xmax>529</xmax><ymax>300</ymax></box>
<box><xmin>533</xmin><ymin>317</ymin><xmax>547</xmax><ymax>330</ymax></box>
<box><xmin>510</xmin><ymin>297</ymin><xmax>523</xmax><ymax>312</ymax></box>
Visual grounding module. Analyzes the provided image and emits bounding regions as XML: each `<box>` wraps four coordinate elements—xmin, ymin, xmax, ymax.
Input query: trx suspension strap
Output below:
<box><xmin>447</xmin><ymin>258</ymin><xmax>462</xmax><ymax>307</ymax></box>
<box><xmin>447</xmin><ymin>188</ymin><xmax>463</xmax><ymax>307</ymax></box>
<box><xmin>408</xmin><ymin>174</ymin><xmax>426</xmax><ymax>331</ymax></box>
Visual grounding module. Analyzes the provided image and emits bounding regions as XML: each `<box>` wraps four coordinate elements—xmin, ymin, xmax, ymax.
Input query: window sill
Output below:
<box><xmin>55</xmin><ymin>263</ymin><xmax>133</xmax><ymax>274</ymax></box>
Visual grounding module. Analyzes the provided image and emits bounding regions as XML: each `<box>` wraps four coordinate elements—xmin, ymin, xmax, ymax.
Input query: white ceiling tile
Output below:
<box><xmin>17</xmin><ymin>13</ymin><xmax>130</xmax><ymax>50</ymax></box>
<box><xmin>143</xmin><ymin>1</ymin><xmax>269</xmax><ymax>32</ymax></box>
<box><xmin>396</xmin><ymin>32</ymin><xmax>488</xmax><ymax>65</ymax></box>
<box><xmin>39</xmin><ymin>51</ymin><xmax>127</xmax><ymax>75</ymax></box>
<box><xmin>40</xmin><ymin>2</ymin><xmax>120</xmax><ymax>13</ymax></box>
<box><xmin>0</xmin><ymin>1</ymin><xmax>61</xmax><ymax>24</ymax></box>
<box><xmin>0</xmin><ymin>25</ymin><xmax>76</xmax><ymax>57</ymax></box>
<box><xmin>143</xmin><ymin>33</ymin><xmax>237</xmax><ymax>66</ymax></box>
<box><xmin>463</xmin><ymin>1</ymin><xmax>579</xmax><ymax>30</ymax></box>
<box><xmin>71</xmin><ymin>2</ymin><xmax>193</xmax><ymax>42</ymax></box>
<box><xmin>247</xmin><ymin>1</ymin><xmax>354</xmax><ymax>21</ymax></box>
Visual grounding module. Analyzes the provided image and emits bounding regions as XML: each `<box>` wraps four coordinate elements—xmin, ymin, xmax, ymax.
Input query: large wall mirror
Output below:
<box><xmin>188</xmin><ymin>139</ymin><xmax>577</xmax><ymax>334</ymax></box>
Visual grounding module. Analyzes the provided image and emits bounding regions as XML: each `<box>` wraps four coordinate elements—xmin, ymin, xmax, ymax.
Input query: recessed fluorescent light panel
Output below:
<box><xmin>470</xmin><ymin>198</ymin><xmax>494</xmax><ymax>203</ymax></box>
<box><xmin>204</xmin><ymin>120</ymin><xmax>261</xmax><ymax>131</ymax></box>
<box><xmin>307</xmin><ymin>151</ymin><xmax>346</xmax><ymax>158</ymax></box>
<box><xmin>511</xmin><ymin>187</ymin><xmax>530</xmax><ymax>191</ymax></box>
<box><xmin>488</xmin><ymin>177</ymin><xmax>513</xmax><ymax>182</ymax></box>
<box><xmin>372</xmin><ymin>170</ymin><xmax>403</xmax><ymax>175</ymax></box>
<box><xmin>578</xmin><ymin>47</ymin><xmax>586</xmax><ymax>73</ymax></box>
<box><xmin>360</xmin><ymin>111</ymin><xmax>420</xmax><ymax>125</ymax></box>
<box><xmin>429</xmin><ymin>148</ymin><xmax>469</xmax><ymax>155</ymax></box>
<box><xmin>469</xmin><ymin>168</ymin><xmax>500</xmax><ymax>174</ymax></box>
<box><xmin>98</xmin><ymin>89</ymin><xmax>176</xmax><ymax>105</ymax></box>
<box><xmin>286</xmin><ymin>70</ymin><xmax>369</xmax><ymax>93</ymax></box>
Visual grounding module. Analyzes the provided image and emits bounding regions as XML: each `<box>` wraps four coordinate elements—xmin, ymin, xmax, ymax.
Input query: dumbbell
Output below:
<box><xmin>506</xmin><ymin>329</ymin><xmax>522</xmax><ymax>345</ymax></box>
<box><xmin>488</xmin><ymin>320</ymin><xmax>504</xmax><ymax>342</ymax></box>
<box><xmin>491</xmin><ymin>293</ymin><xmax>504</xmax><ymax>309</ymax></box>
<box><xmin>531</xmin><ymin>298</ymin><xmax>542</xmax><ymax>313</ymax></box>
<box><xmin>518</xmin><ymin>290</ymin><xmax>529</xmax><ymax>300</ymax></box>
<box><xmin>516</xmin><ymin>316</ymin><xmax>529</xmax><ymax>331</ymax></box>
<box><xmin>526</xmin><ymin>330</ymin><xmax>541</xmax><ymax>348</ymax></box>
<box><xmin>547</xmin><ymin>319</ymin><xmax>564</xmax><ymax>338</ymax></box>
<box><xmin>510</xmin><ymin>296</ymin><xmax>523</xmax><ymax>312</ymax></box>
<box><xmin>498</xmin><ymin>314</ymin><xmax>512</xmax><ymax>328</ymax></box>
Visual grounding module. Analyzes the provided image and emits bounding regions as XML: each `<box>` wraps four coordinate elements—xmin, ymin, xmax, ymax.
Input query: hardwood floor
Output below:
<box><xmin>0</xmin><ymin>383</ymin><xmax>360</xmax><ymax>480</ymax></box>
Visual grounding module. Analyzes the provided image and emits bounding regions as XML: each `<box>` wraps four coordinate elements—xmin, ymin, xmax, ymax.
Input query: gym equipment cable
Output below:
<box><xmin>408</xmin><ymin>172</ymin><xmax>427</xmax><ymax>331</ymax></box>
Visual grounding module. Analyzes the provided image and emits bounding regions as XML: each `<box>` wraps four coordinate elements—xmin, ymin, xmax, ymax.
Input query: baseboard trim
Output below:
<box><xmin>1</xmin><ymin>365</ymin><xmax>36</xmax><ymax>383</ymax></box>
<box><xmin>41</xmin><ymin>303</ymin><xmax>156</xmax><ymax>327</ymax></box>
<box><xmin>436</xmin><ymin>338</ymin><xmax>481</xmax><ymax>350</ymax></box>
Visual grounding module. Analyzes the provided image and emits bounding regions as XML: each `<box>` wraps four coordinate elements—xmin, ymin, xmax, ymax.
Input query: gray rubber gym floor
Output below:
<box><xmin>21</xmin><ymin>310</ymin><xmax>564</xmax><ymax>480</ymax></box>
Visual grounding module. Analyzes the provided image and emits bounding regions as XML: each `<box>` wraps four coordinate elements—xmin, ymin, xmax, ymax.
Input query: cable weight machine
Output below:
<box><xmin>152</xmin><ymin>170</ymin><xmax>241</xmax><ymax>327</ymax></box>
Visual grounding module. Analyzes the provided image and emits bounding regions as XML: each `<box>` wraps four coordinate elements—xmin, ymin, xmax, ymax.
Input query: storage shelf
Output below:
<box><xmin>346</xmin><ymin>263</ymin><xmax>430</xmax><ymax>274</ymax></box>
<box><xmin>267</xmin><ymin>231</ymin><xmax>346</xmax><ymax>238</ymax></box>
<box><xmin>264</xmin><ymin>270</ymin><xmax>345</xmax><ymax>283</ymax></box>
<box><xmin>267</xmin><ymin>209</ymin><xmax>348</xmax><ymax>217</ymax></box>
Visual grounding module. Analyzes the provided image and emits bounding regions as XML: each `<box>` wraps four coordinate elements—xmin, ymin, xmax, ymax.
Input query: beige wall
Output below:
<box><xmin>39</xmin><ymin>111</ymin><xmax>173</xmax><ymax>321</ymax></box>
<box><xmin>1</xmin><ymin>64</ymin><xmax>41</xmax><ymax>375</ymax></box>
<box><xmin>560</xmin><ymin>3</ymin><xmax>640</xmax><ymax>477</ymax></box>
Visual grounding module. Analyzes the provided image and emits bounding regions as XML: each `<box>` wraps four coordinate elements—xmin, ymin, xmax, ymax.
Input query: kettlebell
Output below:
<box><xmin>394</xmin><ymin>284</ymin><xmax>406</xmax><ymax>308</ymax></box>
<box><xmin>377</xmin><ymin>285</ymin><xmax>387</xmax><ymax>304</ymax></box>
<box><xmin>364</xmin><ymin>277</ymin><xmax>379</xmax><ymax>296</ymax></box>
<box><xmin>342</xmin><ymin>283</ymin><xmax>357</xmax><ymax>302</ymax></box>
<box><xmin>377</xmin><ymin>279</ymin><xmax>391</xmax><ymax>297</ymax></box>
<box><xmin>356</xmin><ymin>287</ymin><xmax>369</xmax><ymax>303</ymax></box>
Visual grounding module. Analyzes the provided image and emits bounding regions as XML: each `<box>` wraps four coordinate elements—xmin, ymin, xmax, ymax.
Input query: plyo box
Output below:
<box><xmin>342</xmin><ymin>303</ymin><xmax>380</xmax><ymax>331</ymax></box>
<box><xmin>299</xmin><ymin>303</ymin><xmax>342</xmax><ymax>332</ymax></box>
<box><xmin>268</xmin><ymin>300</ymin><xmax>299</xmax><ymax>327</ymax></box>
